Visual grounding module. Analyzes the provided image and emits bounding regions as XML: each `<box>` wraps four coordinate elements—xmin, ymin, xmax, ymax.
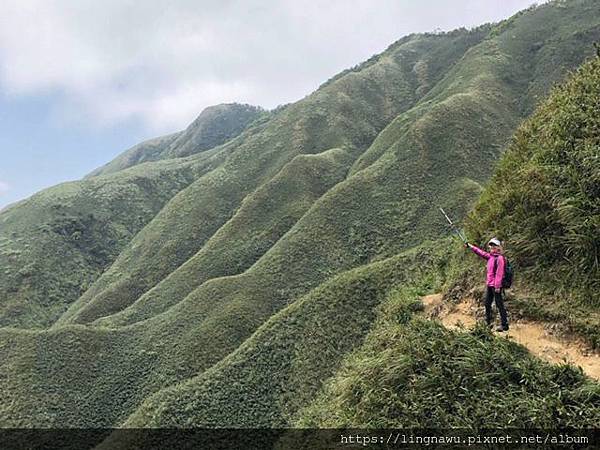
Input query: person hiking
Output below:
<box><xmin>465</xmin><ymin>238</ymin><xmax>509</xmax><ymax>332</ymax></box>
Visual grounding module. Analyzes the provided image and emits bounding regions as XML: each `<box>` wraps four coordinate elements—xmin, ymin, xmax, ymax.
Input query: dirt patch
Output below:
<box><xmin>421</xmin><ymin>294</ymin><xmax>600</xmax><ymax>381</ymax></box>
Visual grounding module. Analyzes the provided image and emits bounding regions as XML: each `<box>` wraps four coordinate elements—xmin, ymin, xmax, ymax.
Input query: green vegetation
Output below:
<box><xmin>0</xmin><ymin>152</ymin><xmax>223</xmax><ymax>328</ymax></box>
<box><xmin>122</xmin><ymin>241</ymin><xmax>449</xmax><ymax>427</ymax></box>
<box><xmin>0</xmin><ymin>0</ymin><xmax>599</xmax><ymax>430</ymax></box>
<box><xmin>295</xmin><ymin>294</ymin><xmax>600</xmax><ymax>428</ymax></box>
<box><xmin>468</xmin><ymin>56</ymin><xmax>600</xmax><ymax>300</ymax></box>
<box><xmin>55</xmin><ymin>26</ymin><xmax>493</xmax><ymax>328</ymax></box>
<box><xmin>85</xmin><ymin>132</ymin><xmax>182</xmax><ymax>178</ymax></box>
<box><xmin>97</xmin><ymin>147</ymin><xmax>356</xmax><ymax>326</ymax></box>
<box><xmin>87</xmin><ymin>103</ymin><xmax>265</xmax><ymax>177</ymax></box>
<box><xmin>163</xmin><ymin>103</ymin><xmax>267</xmax><ymax>159</ymax></box>
<box><xmin>465</xmin><ymin>55</ymin><xmax>600</xmax><ymax>345</ymax></box>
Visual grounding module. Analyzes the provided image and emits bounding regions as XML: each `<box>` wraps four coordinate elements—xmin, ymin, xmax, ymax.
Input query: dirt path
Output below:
<box><xmin>422</xmin><ymin>294</ymin><xmax>600</xmax><ymax>381</ymax></box>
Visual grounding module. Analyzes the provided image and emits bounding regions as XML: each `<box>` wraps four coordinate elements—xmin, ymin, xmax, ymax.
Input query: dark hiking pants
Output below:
<box><xmin>485</xmin><ymin>286</ymin><xmax>508</xmax><ymax>329</ymax></box>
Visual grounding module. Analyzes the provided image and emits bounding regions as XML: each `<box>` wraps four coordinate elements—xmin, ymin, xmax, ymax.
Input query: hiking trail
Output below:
<box><xmin>421</xmin><ymin>294</ymin><xmax>600</xmax><ymax>381</ymax></box>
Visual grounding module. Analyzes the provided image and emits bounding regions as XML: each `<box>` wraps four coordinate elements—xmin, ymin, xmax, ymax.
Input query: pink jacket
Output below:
<box><xmin>469</xmin><ymin>244</ymin><xmax>505</xmax><ymax>289</ymax></box>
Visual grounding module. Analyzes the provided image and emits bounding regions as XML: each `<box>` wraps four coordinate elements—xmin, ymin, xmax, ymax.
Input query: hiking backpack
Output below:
<box><xmin>493</xmin><ymin>255</ymin><xmax>514</xmax><ymax>289</ymax></box>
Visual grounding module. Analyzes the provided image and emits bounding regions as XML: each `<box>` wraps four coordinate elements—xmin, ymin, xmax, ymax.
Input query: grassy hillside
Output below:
<box><xmin>0</xmin><ymin>240</ymin><xmax>443</xmax><ymax>428</ymax></box>
<box><xmin>286</xmin><ymin>35</ymin><xmax>600</xmax><ymax>434</ymax></box>
<box><xmin>0</xmin><ymin>0</ymin><xmax>599</xmax><ymax>430</ymax></box>
<box><xmin>96</xmin><ymin>147</ymin><xmax>356</xmax><ymax>326</ymax></box>
<box><xmin>463</xmin><ymin>54</ymin><xmax>600</xmax><ymax>346</ymax></box>
<box><xmin>294</xmin><ymin>295</ymin><xmax>600</xmax><ymax>428</ymax></box>
<box><xmin>56</xmin><ymin>27</ymin><xmax>490</xmax><ymax>327</ymax></box>
<box><xmin>84</xmin><ymin>132</ymin><xmax>183</xmax><ymax>178</ymax></box>
<box><xmin>1</xmin><ymin>26</ymin><xmax>489</xmax><ymax>427</ymax></box>
<box><xmin>163</xmin><ymin>103</ymin><xmax>266</xmax><ymax>159</ymax></box>
<box><xmin>59</xmin><ymin>0</ymin><xmax>600</xmax><ymax>330</ymax></box>
<box><xmin>467</xmin><ymin>56</ymin><xmax>600</xmax><ymax>301</ymax></box>
<box><xmin>0</xmin><ymin>150</ymin><xmax>225</xmax><ymax>328</ymax></box>
<box><xmin>87</xmin><ymin>103</ymin><xmax>264</xmax><ymax>177</ymax></box>
<box><xmin>122</xmin><ymin>241</ymin><xmax>450</xmax><ymax>427</ymax></box>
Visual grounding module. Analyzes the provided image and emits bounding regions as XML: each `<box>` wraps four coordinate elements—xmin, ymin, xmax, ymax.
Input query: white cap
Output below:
<box><xmin>488</xmin><ymin>237</ymin><xmax>502</xmax><ymax>247</ymax></box>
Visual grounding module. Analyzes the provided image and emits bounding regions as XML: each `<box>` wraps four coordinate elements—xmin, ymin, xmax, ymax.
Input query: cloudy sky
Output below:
<box><xmin>0</xmin><ymin>0</ymin><xmax>539</xmax><ymax>209</ymax></box>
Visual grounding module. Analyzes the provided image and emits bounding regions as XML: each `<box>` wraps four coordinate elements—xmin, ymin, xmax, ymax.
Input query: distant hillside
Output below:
<box><xmin>162</xmin><ymin>103</ymin><xmax>267</xmax><ymax>159</ymax></box>
<box><xmin>87</xmin><ymin>103</ymin><xmax>264</xmax><ymax>177</ymax></box>
<box><xmin>0</xmin><ymin>0</ymin><xmax>599</xmax><ymax>430</ymax></box>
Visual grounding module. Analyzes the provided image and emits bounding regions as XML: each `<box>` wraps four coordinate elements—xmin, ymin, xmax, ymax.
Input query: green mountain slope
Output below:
<box><xmin>55</xmin><ymin>27</ymin><xmax>489</xmax><ymax>327</ymax></box>
<box><xmin>96</xmin><ymin>147</ymin><xmax>355</xmax><ymax>327</ymax></box>
<box><xmin>295</xmin><ymin>301</ymin><xmax>600</xmax><ymax>429</ymax></box>
<box><xmin>162</xmin><ymin>45</ymin><xmax>600</xmax><ymax>435</ymax></box>
<box><xmin>1</xmin><ymin>21</ymin><xmax>490</xmax><ymax>428</ymax></box>
<box><xmin>467</xmin><ymin>55</ymin><xmax>600</xmax><ymax>302</ymax></box>
<box><xmin>0</xmin><ymin>152</ymin><xmax>222</xmax><ymax>328</ymax></box>
<box><xmin>0</xmin><ymin>0</ymin><xmax>599</xmax><ymax>430</ymax></box>
<box><xmin>58</xmin><ymin>0</ymin><xmax>600</xmax><ymax>330</ymax></box>
<box><xmin>85</xmin><ymin>132</ymin><xmax>183</xmax><ymax>178</ymax></box>
<box><xmin>295</xmin><ymin>36</ymin><xmax>600</xmax><ymax>431</ymax></box>
<box><xmin>87</xmin><ymin>103</ymin><xmax>264</xmax><ymax>177</ymax></box>
<box><xmin>464</xmin><ymin>54</ymin><xmax>600</xmax><ymax>346</ymax></box>
<box><xmin>162</xmin><ymin>103</ymin><xmax>266</xmax><ymax>159</ymax></box>
<box><xmin>119</xmin><ymin>45</ymin><xmax>600</xmax><ymax>432</ymax></box>
<box><xmin>122</xmin><ymin>241</ymin><xmax>450</xmax><ymax>428</ymax></box>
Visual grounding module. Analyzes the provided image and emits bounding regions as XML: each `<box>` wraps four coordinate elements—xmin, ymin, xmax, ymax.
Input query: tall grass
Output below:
<box><xmin>467</xmin><ymin>56</ymin><xmax>600</xmax><ymax>305</ymax></box>
<box><xmin>295</xmin><ymin>293</ymin><xmax>600</xmax><ymax>428</ymax></box>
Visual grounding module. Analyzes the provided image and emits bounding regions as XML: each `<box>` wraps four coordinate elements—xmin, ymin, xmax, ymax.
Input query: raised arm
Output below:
<box><xmin>468</xmin><ymin>243</ymin><xmax>490</xmax><ymax>260</ymax></box>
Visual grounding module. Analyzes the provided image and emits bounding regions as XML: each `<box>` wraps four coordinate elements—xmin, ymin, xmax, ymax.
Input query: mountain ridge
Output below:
<box><xmin>87</xmin><ymin>103</ymin><xmax>265</xmax><ymax>178</ymax></box>
<box><xmin>0</xmin><ymin>0</ymin><xmax>599</xmax><ymax>430</ymax></box>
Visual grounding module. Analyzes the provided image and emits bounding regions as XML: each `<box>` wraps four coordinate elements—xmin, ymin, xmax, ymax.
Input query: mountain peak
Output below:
<box><xmin>88</xmin><ymin>102</ymin><xmax>265</xmax><ymax>177</ymax></box>
<box><xmin>164</xmin><ymin>103</ymin><xmax>265</xmax><ymax>159</ymax></box>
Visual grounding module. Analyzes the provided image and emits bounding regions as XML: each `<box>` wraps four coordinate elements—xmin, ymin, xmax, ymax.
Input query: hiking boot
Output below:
<box><xmin>496</xmin><ymin>325</ymin><xmax>509</xmax><ymax>332</ymax></box>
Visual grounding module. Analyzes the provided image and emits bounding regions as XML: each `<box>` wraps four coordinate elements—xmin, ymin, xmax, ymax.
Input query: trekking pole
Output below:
<box><xmin>439</xmin><ymin>207</ymin><xmax>468</xmax><ymax>244</ymax></box>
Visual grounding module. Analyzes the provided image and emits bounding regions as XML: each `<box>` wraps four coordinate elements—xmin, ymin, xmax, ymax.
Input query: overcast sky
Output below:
<box><xmin>0</xmin><ymin>0</ymin><xmax>540</xmax><ymax>209</ymax></box>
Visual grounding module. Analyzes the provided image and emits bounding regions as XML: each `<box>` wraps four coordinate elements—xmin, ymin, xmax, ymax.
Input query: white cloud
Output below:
<box><xmin>0</xmin><ymin>0</ymin><xmax>540</xmax><ymax>133</ymax></box>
